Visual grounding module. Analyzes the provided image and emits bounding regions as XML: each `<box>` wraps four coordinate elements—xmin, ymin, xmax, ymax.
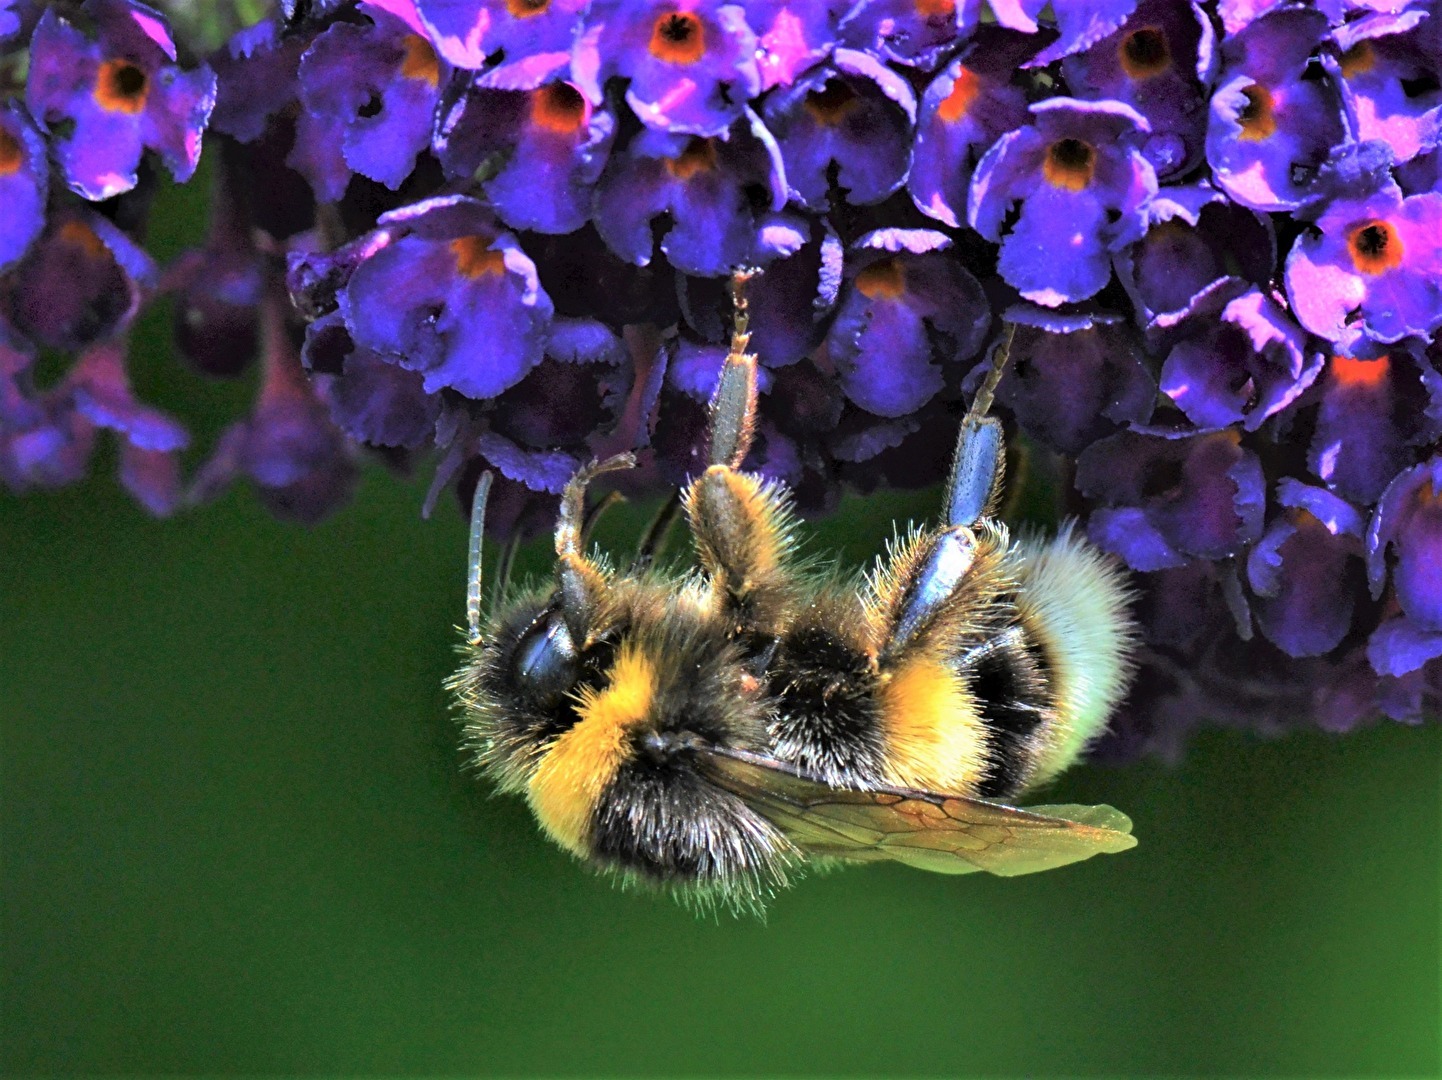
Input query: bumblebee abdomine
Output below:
<box><xmin>450</xmin><ymin>274</ymin><xmax>1137</xmax><ymax>911</ymax></box>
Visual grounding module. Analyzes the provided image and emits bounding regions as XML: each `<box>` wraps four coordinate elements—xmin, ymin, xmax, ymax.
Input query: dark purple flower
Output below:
<box><xmin>573</xmin><ymin>0</ymin><xmax>761</xmax><ymax>137</ymax></box>
<box><xmin>1204</xmin><ymin>6</ymin><xmax>1344</xmax><ymax>212</ymax></box>
<box><xmin>306</xmin><ymin>311</ymin><xmax>442</xmax><ymax>448</ymax></box>
<box><xmin>825</xmin><ymin>228</ymin><xmax>989</xmax><ymax>418</ymax></box>
<box><xmin>989</xmin><ymin>0</ymin><xmax>1140</xmax><ymax>66</ymax></box>
<box><xmin>593</xmin><ymin>112</ymin><xmax>786</xmax><ymax>277</ymax></box>
<box><xmin>192</xmin><ymin>295</ymin><xmax>358</xmax><ymax>524</ymax></box>
<box><xmin>436</xmin><ymin>79</ymin><xmax>615</xmax><ymax>233</ymax></box>
<box><xmin>294</xmin><ymin>7</ymin><xmax>445</xmax><ymax>196</ymax></box>
<box><xmin>1062</xmin><ymin>0</ymin><xmax>1214</xmax><ymax>180</ymax></box>
<box><xmin>331</xmin><ymin>196</ymin><xmax>554</xmax><ymax>400</ymax></box>
<box><xmin>1078</xmin><ymin>426</ymin><xmax>1266</xmax><ymax>570</ymax></box>
<box><xmin>740</xmin><ymin>0</ymin><xmax>835</xmax><ymax>89</ymax></box>
<box><xmin>1114</xmin><ymin>182</ymin><xmax>1276</xmax><ymax>332</ymax></box>
<box><xmin>676</xmin><ymin>213</ymin><xmax>841</xmax><ymax>366</ymax></box>
<box><xmin>1368</xmin><ymin>455</ymin><xmax>1442</xmax><ymax>631</ymax></box>
<box><xmin>994</xmin><ymin>306</ymin><xmax>1156</xmax><ymax>455</ymax></box>
<box><xmin>1246</xmin><ymin>479</ymin><xmax>1367</xmax><ymax>657</ymax></box>
<box><xmin>760</xmin><ymin>47</ymin><xmax>915</xmax><ymax>211</ymax></box>
<box><xmin>908</xmin><ymin>38</ymin><xmax>1030</xmax><ymax>228</ymax></box>
<box><xmin>1285</xmin><ymin>176</ymin><xmax>1442</xmax><ymax>354</ymax></box>
<box><xmin>1368</xmin><ymin>612</ymin><xmax>1442</xmax><ymax>679</ymax></box>
<box><xmin>4</xmin><ymin>210</ymin><xmax>155</xmax><ymax>351</ymax></box>
<box><xmin>1158</xmin><ymin>285</ymin><xmax>1323</xmax><ymax>431</ymax></box>
<box><xmin>1327</xmin><ymin>9</ymin><xmax>1442</xmax><ymax>167</ymax></box>
<box><xmin>208</xmin><ymin>17</ymin><xmax>309</xmax><ymax>144</ymax></box>
<box><xmin>165</xmin><ymin>164</ymin><xmax>265</xmax><ymax>378</ymax></box>
<box><xmin>1397</xmin><ymin>144</ymin><xmax>1441</xmax><ymax>196</ymax></box>
<box><xmin>836</xmin><ymin>0</ymin><xmax>964</xmax><ymax>69</ymax></box>
<box><xmin>25</xmin><ymin>0</ymin><xmax>216</xmax><ymax>200</ymax></box>
<box><xmin>970</xmin><ymin>97</ymin><xmax>1157</xmax><ymax>307</ymax></box>
<box><xmin>416</xmin><ymin>0</ymin><xmax>587</xmax><ymax>75</ymax></box>
<box><xmin>1308</xmin><ymin>350</ymin><xmax>1442</xmax><ymax>505</ymax></box>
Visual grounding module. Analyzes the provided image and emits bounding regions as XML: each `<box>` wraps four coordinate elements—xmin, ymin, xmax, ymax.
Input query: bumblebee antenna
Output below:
<box><xmin>709</xmin><ymin>267</ymin><xmax>761</xmax><ymax>469</ymax></box>
<box><xmin>466</xmin><ymin>470</ymin><xmax>494</xmax><ymax>646</ymax></box>
<box><xmin>964</xmin><ymin>322</ymin><xmax>1015</xmax><ymax>429</ymax></box>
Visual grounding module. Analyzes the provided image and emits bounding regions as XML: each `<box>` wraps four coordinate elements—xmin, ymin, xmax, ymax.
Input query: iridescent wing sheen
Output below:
<box><xmin>702</xmin><ymin>746</ymin><xmax>1136</xmax><ymax>876</ymax></box>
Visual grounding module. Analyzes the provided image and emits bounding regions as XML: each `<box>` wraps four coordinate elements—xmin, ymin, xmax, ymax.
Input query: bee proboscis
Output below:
<box><xmin>450</xmin><ymin>272</ymin><xmax>1137</xmax><ymax>911</ymax></box>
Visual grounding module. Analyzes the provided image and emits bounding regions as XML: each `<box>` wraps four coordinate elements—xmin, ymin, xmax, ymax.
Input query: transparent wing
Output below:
<box><xmin>702</xmin><ymin>746</ymin><xmax>1136</xmax><ymax>877</ymax></box>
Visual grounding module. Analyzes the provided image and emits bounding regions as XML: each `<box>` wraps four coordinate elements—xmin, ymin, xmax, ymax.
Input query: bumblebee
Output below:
<box><xmin>450</xmin><ymin>275</ymin><xmax>1137</xmax><ymax>911</ymax></box>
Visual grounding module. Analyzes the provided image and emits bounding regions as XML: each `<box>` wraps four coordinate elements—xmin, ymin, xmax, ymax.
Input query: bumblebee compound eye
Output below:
<box><xmin>512</xmin><ymin>612</ymin><xmax>579</xmax><ymax>706</ymax></box>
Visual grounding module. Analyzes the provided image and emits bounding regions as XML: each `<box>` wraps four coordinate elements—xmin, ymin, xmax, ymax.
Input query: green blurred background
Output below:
<box><xmin>2</xmin><ymin>469</ymin><xmax>1438</xmax><ymax>1075</ymax></box>
<box><xmin>2</xmin><ymin>166</ymin><xmax>1439</xmax><ymax>1077</ymax></box>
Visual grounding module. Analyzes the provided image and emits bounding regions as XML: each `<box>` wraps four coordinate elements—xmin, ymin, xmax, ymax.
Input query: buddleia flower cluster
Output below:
<box><xmin>2</xmin><ymin>0</ymin><xmax>1440</xmax><ymax>752</ymax></box>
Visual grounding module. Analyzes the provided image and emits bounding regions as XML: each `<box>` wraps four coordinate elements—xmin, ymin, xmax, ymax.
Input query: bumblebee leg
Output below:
<box><xmin>683</xmin><ymin>270</ymin><xmax>799</xmax><ymax>638</ymax></box>
<box><xmin>944</xmin><ymin>326</ymin><xmax>1015</xmax><ymax>529</ymax></box>
<box><xmin>555</xmin><ymin>453</ymin><xmax>635</xmax><ymax>643</ymax></box>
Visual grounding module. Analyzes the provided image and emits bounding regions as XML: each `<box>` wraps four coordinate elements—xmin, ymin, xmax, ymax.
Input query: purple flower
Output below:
<box><xmin>1327</xmin><ymin>9</ymin><xmax>1442</xmax><ymax>167</ymax></box>
<box><xmin>332</xmin><ymin>196</ymin><xmax>556</xmax><ymax>399</ymax></box>
<box><xmin>836</xmin><ymin>0</ymin><xmax>964</xmax><ymax>70</ymax></box>
<box><xmin>1205</xmin><ymin>6</ymin><xmax>1344</xmax><ymax>212</ymax></box>
<box><xmin>26</xmin><ymin>0</ymin><xmax>216</xmax><ymax>200</ymax></box>
<box><xmin>1158</xmin><ymin>285</ymin><xmax>1323</xmax><ymax>432</ymax></box>
<box><xmin>1285</xmin><ymin>175</ymin><xmax>1442</xmax><ymax>355</ymax></box>
<box><xmin>740</xmin><ymin>0</ymin><xmax>835</xmax><ymax>89</ymax></box>
<box><xmin>1368</xmin><ymin>455</ymin><xmax>1442</xmax><ymax>633</ymax></box>
<box><xmin>1246</xmin><ymin>479</ymin><xmax>1367</xmax><ymax>657</ymax></box>
<box><xmin>1308</xmin><ymin>351</ymin><xmax>1442</xmax><ymax>505</ymax></box>
<box><xmin>0</xmin><ymin>337</ymin><xmax>188</xmax><ymax>514</ymax></box>
<box><xmin>994</xmin><ymin>307</ymin><xmax>1156</xmax><ymax>455</ymax></box>
<box><xmin>1062</xmin><ymin>0</ymin><xmax>1214</xmax><ymax>180</ymax></box>
<box><xmin>436</xmin><ymin>79</ymin><xmax>615</xmax><ymax>233</ymax></box>
<box><xmin>294</xmin><ymin>7</ymin><xmax>445</xmax><ymax>197</ymax></box>
<box><xmin>305</xmin><ymin>311</ymin><xmax>442</xmax><ymax>448</ymax></box>
<box><xmin>908</xmin><ymin>37</ymin><xmax>1030</xmax><ymax>228</ymax></box>
<box><xmin>761</xmin><ymin>47</ymin><xmax>915</xmax><ymax>210</ymax></box>
<box><xmin>970</xmin><ymin>97</ymin><xmax>1157</xmax><ymax>307</ymax></box>
<box><xmin>1367</xmin><ymin>611</ymin><xmax>1442</xmax><ymax>680</ymax></box>
<box><xmin>1114</xmin><ymin>182</ymin><xmax>1276</xmax><ymax>332</ymax></box>
<box><xmin>573</xmin><ymin>0</ymin><xmax>761</xmax><ymax>137</ymax></box>
<box><xmin>1078</xmin><ymin>426</ymin><xmax>1266</xmax><ymax>570</ymax></box>
<box><xmin>826</xmin><ymin>228</ymin><xmax>989</xmax><ymax>418</ymax></box>
<box><xmin>0</xmin><ymin>105</ymin><xmax>46</xmax><ymax>273</ymax></box>
<box><xmin>192</xmin><ymin>295</ymin><xmax>358</xmax><ymax>524</ymax></box>
<box><xmin>415</xmin><ymin>0</ymin><xmax>587</xmax><ymax>74</ymax></box>
<box><xmin>988</xmin><ymin>0</ymin><xmax>1140</xmax><ymax>67</ymax></box>
<box><xmin>593</xmin><ymin>112</ymin><xmax>786</xmax><ymax>276</ymax></box>
<box><xmin>4</xmin><ymin>210</ymin><xmax>155</xmax><ymax>351</ymax></box>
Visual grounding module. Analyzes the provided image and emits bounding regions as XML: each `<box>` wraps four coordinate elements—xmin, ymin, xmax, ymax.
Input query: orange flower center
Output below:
<box><xmin>936</xmin><ymin>67</ymin><xmax>980</xmax><ymax>124</ymax></box>
<box><xmin>804</xmin><ymin>79</ymin><xmax>859</xmax><ymax>125</ymax></box>
<box><xmin>94</xmin><ymin>59</ymin><xmax>148</xmax><ymax>114</ymax></box>
<box><xmin>664</xmin><ymin>137</ymin><xmax>719</xmax><ymax>180</ymax></box>
<box><xmin>1339</xmin><ymin>41</ymin><xmax>1375</xmax><ymax>79</ymax></box>
<box><xmin>58</xmin><ymin>219</ymin><xmax>108</xmax><ymax>259</ymax></box>
<box><xmin>1347</xmin><ymin>219</ymin><xmax>1403</xmax><ymax>275</ymax></box>
<box><xmin>914</xmin><ymin>0</ymin><xmax>955</xmax><ymax>16</ymax></box>
<box><xmin>506</xmin><ymin>0</ymin><xmax>549</xmax><ymax>16</ymax></box>
<box><xmin>1330</xmin><ymin>354</ymin><xmax>1390</xmax><ymax>388</ymax></box>
<box><xmin>1119</xmin><ymin>26</ymin><xmax>1170</xmax><ymax>79</ymax></box>
<box><xmin>531</xmin><ymin>81</ymin><xmax>588</xmax><ymax>133</ymax></box>
<box><xmin>0</xmin><ymin>127</ymin><xmax>22</xmax><ymax>176</ymax></box>
<box><xmin>649</xmin><ymin>11</ymin><xmax>705</xmax><ymax>65</ymax></box>
<box><xmin>855</xmin><ymin>258</ymin><xmax>907</xmax><ymax>300</ymax></box>
<box><xmin>1043</xmin><ymin>137</ymin><xmax>1095</xmax><ymax>191</ymax></box>
<box><xmin>400</xmin><ymin>34</ymin><xmax>441</xmax><ymax>86</ymax></box>
<box><xmin>450</xmin><ymin>236</ymin><xmax>506</xmax><ymax>278</ymax></box>
<box><xmin>1236</xmin><ymin>84</ymin><xmax>1277</xmax><ymax>141</ymax></box>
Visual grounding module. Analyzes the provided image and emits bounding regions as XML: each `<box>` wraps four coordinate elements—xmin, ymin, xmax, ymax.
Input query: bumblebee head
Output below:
<box><xmin>454</xmin><ymin>469</ymin><xmax>792</xmax><ymax>906</ymax></box>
